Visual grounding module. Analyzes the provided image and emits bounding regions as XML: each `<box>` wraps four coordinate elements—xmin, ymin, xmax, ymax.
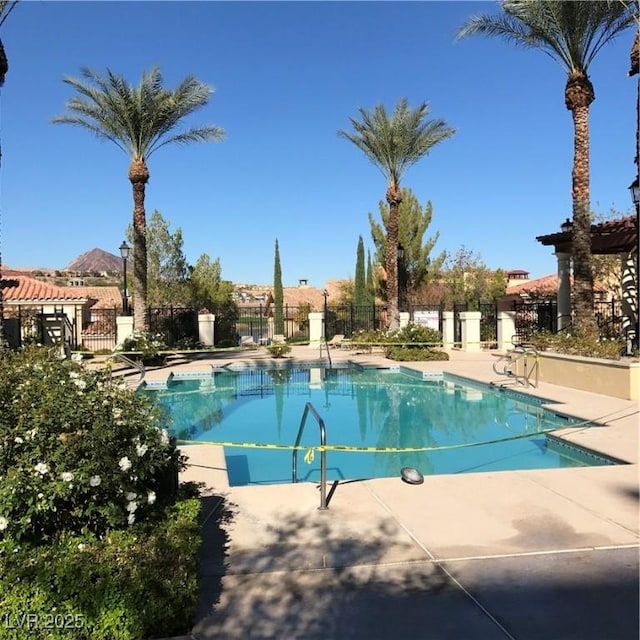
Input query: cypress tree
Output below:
<box><xmin>273</xmin><ymin>239</ymin><xmax>284</xmax><ymax>334</ymax></box>
<box><xmin>354</xmin><ymin>236</ymin><xmax>367</xmax><ymax>307</ymax></box>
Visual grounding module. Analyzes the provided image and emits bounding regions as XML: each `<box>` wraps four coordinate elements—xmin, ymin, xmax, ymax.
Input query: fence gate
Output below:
<box><xmin>82</xmin><ymin>307</ymin><xmax>117</xmax><ymax>352</ymax></box>
<box><xmin>453</xmin><ymin>303</ymin><xmax>467</xmax><ymax>346</ymax></box>
<box><xmin>479</xmin><ymin>302</ymin><xmax>498</xmax><ymax>349</ymax></box>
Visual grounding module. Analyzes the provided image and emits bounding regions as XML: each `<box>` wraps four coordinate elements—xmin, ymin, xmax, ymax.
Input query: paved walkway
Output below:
<box><xmin>147</xmin><ymin>347</ymin><xmax>639</xmax><ymax>640</ymax></box>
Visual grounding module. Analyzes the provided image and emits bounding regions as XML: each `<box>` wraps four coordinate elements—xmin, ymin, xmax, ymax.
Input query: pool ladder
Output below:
<box><xmin>493</xmin><ymin>344</ymin><xmax>539</xmax><ymax>388</ymax></box>
<box><xmin>292</xmin><ymin>402</ymin><xmax>328</xmax><ymax>510</ymax></box>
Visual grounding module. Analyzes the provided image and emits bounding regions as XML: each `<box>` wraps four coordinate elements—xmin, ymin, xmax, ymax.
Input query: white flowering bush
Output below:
<box><xmin>118</xmin><ymin>330</ymin><xmax>168</xmax><ymax>361</ymax></box>
<box><xmin>0</xmin><ymin>346</ymin><xmax>183</xmax><ymax>545</ymax></box>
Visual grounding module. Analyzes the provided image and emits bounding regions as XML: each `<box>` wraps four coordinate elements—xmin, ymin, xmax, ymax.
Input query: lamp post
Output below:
<box><xmin>629</xmin><ymin>180</ymin><xmax>640</xmax><ymax>349</ymax></box>
<box><xmin>119</xmin><ymin>241</ymin><xmax>131</xmax><ymax>315</ymax></box>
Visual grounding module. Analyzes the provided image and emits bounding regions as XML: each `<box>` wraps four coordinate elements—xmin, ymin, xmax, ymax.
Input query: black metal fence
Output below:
<box><xmin>82</xmin><ymin>307</ymin><xmax>117</xmax><ymax>352</ymax></box>
<box><xmin>325</xmin><ymin>304</ymin><xmax>386</xmax><ymax>339</ymax></box>
<box><xmin>235</xmin><ymin>305</ymin><xmax>311</xmax><ymax>343</ymax></box>
<box><xmin>3</xmin><ymin>306</ymin><xmax>79</xmax><ymax>350</ymax></box>
<box><xmin>148</xmin><ymin>307</ymin><xmax>199</xmax><ymax>348</ymax></box>
<box><xmin>513</xmin><ymin>299</ymin><xmax>624</xmax><ymax>342</ymax></box>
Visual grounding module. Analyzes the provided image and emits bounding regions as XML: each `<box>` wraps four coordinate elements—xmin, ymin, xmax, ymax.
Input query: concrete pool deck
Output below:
<box><xmin>144</xmin><ymin>347</ymin><xmax>639</xmax><ymax>640</ymax></box>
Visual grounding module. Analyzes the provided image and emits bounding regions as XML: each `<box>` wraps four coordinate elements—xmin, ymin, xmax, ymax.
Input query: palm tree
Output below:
<box><xmin>457</xmin><ymin>0</ymin><xmax>637</xmax><ymax>334</ymax></box>
<box><xmin>0</xmin><ymin>0</ymin><xmax>17</xmax><ymax>351</ymax></box>
<box><xmin>339</xmin><ymin>98</ymin><xmax>454</xmax><ymax>330</ymax></box>
<box><xmin>52</xmin><ymin>67</ymin><xmax>224</xmax><ymax>331</ymax></box>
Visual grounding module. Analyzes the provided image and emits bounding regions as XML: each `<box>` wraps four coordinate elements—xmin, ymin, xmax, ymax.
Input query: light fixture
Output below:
<box><xmin>629</xmin><ymin>179</ymin><xmax>640</xmax><ymax>207</ymax></box>
<box><xmin>560</xmin><ymin>218</ymin><xmax>573</xmax><ymax>233</ymax></box>
<box><xmin>119</xmin><ymin>241</ymin><xmax>131</xmax><ymax>260</ymax></box>
<box><xmin>400</xmin><ymin>467</ymin><xmax>424</xmax><ymax>485</ymax></box>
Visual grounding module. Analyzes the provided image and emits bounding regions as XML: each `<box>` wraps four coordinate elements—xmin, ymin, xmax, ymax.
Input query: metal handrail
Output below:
<box><xmin>291</xmin><ymin>402</ymin><xmax>328</xmax><ymax>510</ymax></box>
<box><xmin>493</xmin><ymin>345</ymin><xmax>539</xmax><ymax>388</ymax></box>
<box><xmin>107</xmin><ymin>352</ymin><xmax>146</xmax><ymax>386</ymax></box>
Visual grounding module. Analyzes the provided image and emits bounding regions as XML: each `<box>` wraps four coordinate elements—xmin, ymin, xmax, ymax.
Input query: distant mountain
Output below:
<box><xmin>66</xmin><ymin>248</ymin><xmax>123</xmax><ymax>273</ymax></box>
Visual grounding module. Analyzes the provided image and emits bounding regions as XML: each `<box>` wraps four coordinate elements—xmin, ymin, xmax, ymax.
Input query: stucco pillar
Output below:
<box><xmin>308</xmin><ymin>312</ymin><xmax>323</xmax><ymax>349</ymax></box>
<box><xmin>399</xmin><ymin>312</ymin><xmax>410</xmax><ymax>329</ymax></box>
<box><xmin>555</xmin><ymin>251</ymin><xmax>571</xmax><ymax>330</ymax></box>
<box><xmin>116</xmin><ymin>316</ymin><xmax>134</xmax><ymax>347</ymax></box>
<box><xmin>460</xmin><ymin>311</ymin><xmax>481</xmax><ymax>352</ymax></box>
<box><xmin>497</xmin><ymin>311</ymin><xmax>516</xmax><ymax>351</ymax></box>
<box><xmin>441</xmin><ymin>311</ymin><xmax>455</xmax><ymax>349</ymax></box>
<box><xmin>198</xmin><ymin>313</ymin><xmax>215</xmax><ymax>347</ymax></box>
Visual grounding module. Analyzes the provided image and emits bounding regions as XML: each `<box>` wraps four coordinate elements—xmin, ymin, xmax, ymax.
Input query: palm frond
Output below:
<box><xmin>339</xmin><ymin>98</ymin><xmax>454</xmax><ymax>187</ymax></box>
<box><xmin>457</xmin><ymin>0</ymin><xmax>637</xmax><ymax>73</ymax></box>
<box><xmin>0</xmin><ymin>1</ymin><xmax>17</xmax><ymax>29</ymax></box>
<box><xmin>52</xmin><ymin>66</ymin><xmax>225</xmax><ymax>160</ymax></box>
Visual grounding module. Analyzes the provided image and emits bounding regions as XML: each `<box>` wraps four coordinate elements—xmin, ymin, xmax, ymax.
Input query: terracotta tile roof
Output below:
<box><xmin>1</xmin><ymin>274</ymin><xmax>89</xmax><ymax>303</ymax></box>
<box><xmin>506</xmin><ymin>274</ymin><xmax>558</xmax><ymax>297</ymax></box>
<box><xmin>71</xmin><ymin>287</ymin><xmax>122</xmax><ymax>309</ymax></box>
<box><xmin>505</xmin><ymin>273</ymin><xmax>607</xmax><ymax>298</ymax></box>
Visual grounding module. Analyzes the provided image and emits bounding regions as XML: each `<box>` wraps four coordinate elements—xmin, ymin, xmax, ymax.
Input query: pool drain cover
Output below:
<box><xmin>400</xmin><ymin>467</ymin><xmax>424</xmax><ymax>485</ymax></box>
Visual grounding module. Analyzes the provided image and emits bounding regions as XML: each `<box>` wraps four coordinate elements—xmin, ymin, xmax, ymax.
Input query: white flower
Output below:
<box><xmin>89</xmin><ymin>475</ymin><xmax>101</xmax><ymax>487</ymax></box>
<box><xmin>77</xmin><ymin>543</ymin><xmax>85</xmax><ymax>551</ymax></box>
<box><xmin>69</xmin><ymin>371</ymin><xmax>79</xmax><ymax>379</ymax></box>
<box><xmin>125</xmin><ymin>492</ymin><xmax>137</xmax><ymax>501</ymax></box>
<box><xmin>136</xmin><ymin>443</ymin><xmax>148</xmax><ymax>457</ymax></box>
<box><xmin>37</xmin><ymin>493</ymin><xmax>44</xmax><ymax>499</ymax></box>
<box><xmin>34</xmin><ymin>462</ymin><xmax>49</xmax><ymax>476</ymax></box>
<box><xmin>27</xmin><ymin>428</ymin><xmax>37</xmax><ymax>440</ymax></box>
<box><xmin>147</xmin><ymin>491</ymin><xmax>156</xmax><ymax>505</ymax></box>
<box><xmin>127</xmin><ymin>513</ymin><xmax>136</xmax><ymax>526</ymax></box>
<box><xmin>126</xmin><ymin>500</ymin><xmax>138</xmax><ymax>513</ymax></box>
<box><xmin>61</xmin><ymin>472</ymin><xmax>74</xmax><ymax>482</ymax></box>
<box><xmin>159</xmin><ymin>430</ymin><xmax>170</xmax><ymax>445</ymax></box>
<box><xmin>72</xmin><ymin>378</ymin><xmax>87</xmax><ymax>390</ymax></box>
<box><xmin>0</xmin><ymin>516</ymin><xmax>8</xmax><ymax>531</ymax></box>
<box><xmin>119</xmin><ymin>457</ymin><xmax>132</xmax><ymax>472</ymax></box>
<box><xmin>14</xmin><ymin>436</ymin><xmax>23</xmax><ymax>444</ymax></box>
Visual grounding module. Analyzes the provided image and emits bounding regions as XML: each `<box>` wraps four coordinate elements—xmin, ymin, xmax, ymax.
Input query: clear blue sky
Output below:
<box><xmin>1</xmin><ymin>1</ymin><xmax>637</xmax><ymax>287</ymax></box>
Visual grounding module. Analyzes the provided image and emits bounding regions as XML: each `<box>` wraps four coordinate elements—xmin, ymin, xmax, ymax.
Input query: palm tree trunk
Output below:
<box><xmin>0</xmin><ymin>37</ymin><xmax>7</xmax><ymax>350</ymax></box>
<box><xmin>385</xmin><ymin>184</ymin><xmax>402</xmax><ymax>331</ymax></box>
<box><xmin>567</xmin><ymin>74</ymin><xmax>595</xmax><ymax>335</ymax></box>
<box><xmin>129</xmin><ymin>158</ymin><xmax>150</xmax><ymax>332</ymax></box>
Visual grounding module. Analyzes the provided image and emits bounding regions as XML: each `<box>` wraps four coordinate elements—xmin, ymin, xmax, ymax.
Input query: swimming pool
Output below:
<box><xmin>142</xmin><ymin>364</ymin><xmax>618</xmax><ymax>486</ymax></box>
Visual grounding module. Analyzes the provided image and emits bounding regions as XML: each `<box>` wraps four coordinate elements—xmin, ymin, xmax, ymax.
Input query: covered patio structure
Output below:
<box><xmin>536</xmin><ymin>215</ymin><xmax>638</xmax><ymax>344</ymax></box>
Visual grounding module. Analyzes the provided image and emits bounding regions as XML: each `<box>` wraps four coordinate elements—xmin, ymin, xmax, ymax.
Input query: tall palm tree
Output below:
<box><xmin>52</xmin><ymin>67</ymin><xmax>224</xmax><ymax>331</ymax></box>
<box><xmin>457</xmin><ymin>0</ymin><xmax>637</xmax><ymax>334</ymax></box>
<box><xmin>0</xmin><ymin>0</ymin><xmax>17</xmax><ymax>351</ymax></box>
<box><xmin>339</xmin><ymin>98</ymin><xmax>454</xmax><ymax>330</ymax></box>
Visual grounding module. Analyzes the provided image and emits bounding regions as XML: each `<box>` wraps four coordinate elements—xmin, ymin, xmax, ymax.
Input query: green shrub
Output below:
<box><xmin>266</xmin><ymin>343</ymin><xmax>291</xmax><ymax>358</ymax></box>
<box><xmin>0</xmin><ymin>346</ymin><xmax>183</xmax><ymax>544</ymax></box>
<box><xmin>384</xmin><ymin>346</ymin><xmax>450</xmax><ymax>361</ymax></box>
<box><xmin>388</xmin><ymin>323</ymin><xmax>442</xmax><ymax>347</ymax></box>
<box><xmin>0</xmin><ymin>497</ymin><xmax>201</xmax><ymax>640</ymax></box>
<box><xmin>528</xmin><ymin>330</ymin><xmax>624</xmax><ymax>361</ymax></box>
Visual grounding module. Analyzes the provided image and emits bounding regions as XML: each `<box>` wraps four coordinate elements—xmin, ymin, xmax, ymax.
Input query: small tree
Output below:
<box><xmin>369</xmin><ymin>188</ymin><xmax>446</xmax><ymax>307</ymax></box>
<box><xmin>131</xmin><ymin>210</ymin><xmax>190</xmax><ymax>307</ymax></box>
<box><xmin>441</xmin><ymin>246</ymin><xmax>507</xmax><ymax>310</ymax></box>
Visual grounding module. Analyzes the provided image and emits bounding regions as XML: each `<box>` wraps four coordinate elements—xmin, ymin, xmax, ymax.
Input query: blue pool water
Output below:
<box><xmin>142</xmin><ymin>364</ymin><xmax>617</xmax><ymax>486</ymax></box>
